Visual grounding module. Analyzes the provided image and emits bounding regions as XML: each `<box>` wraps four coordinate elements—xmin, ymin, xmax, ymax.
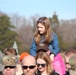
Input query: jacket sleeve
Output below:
<box><xmin>51</xmin><ymin>71</ymin><xmax>60</xmax><ymax>75</ymax></box>
<box><xmin>49</xmin><ymin>33</ymin><xmax>60</xmax><ymax>56</ymax></box>
<box><xmin>30</xmin><ymin>39</ymin><xmax>37</xmax><ymax>56</ymax></box>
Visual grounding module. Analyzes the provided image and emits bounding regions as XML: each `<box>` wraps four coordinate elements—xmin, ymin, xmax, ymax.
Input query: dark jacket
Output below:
<box><xmin>22</xmin><ymin>73</ymin><xmax>37</xmax><ymax>75</ymax></box>
<box><xmin>64</xmin><ymin>71</ymin><xmax>70</xmax><ymax>75</ymax></box>
<box><xmin>37</xmin><ymin>70</ymin><xmax>60</xmax><ymax>75</ymax></box>
<box><xmin>22</xmin><ymin>71</ymin><xmax>59</xmax><ymax>75</ymax></box>
<box><xmin>0</xmin><ymin>71</ymin><xmax>3</xmax><ymax>75</ymax></box>
<box><xmin>51</xmin><ymin>71</ymin><xmax>60</xmax><ymax>75</ymax></box>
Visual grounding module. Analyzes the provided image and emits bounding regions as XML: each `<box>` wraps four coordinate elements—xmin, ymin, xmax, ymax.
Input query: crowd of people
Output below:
<box><xmin>0</xmin><ymin>16</ymin><xmax>76</xmax><ymax>75</ymax></box>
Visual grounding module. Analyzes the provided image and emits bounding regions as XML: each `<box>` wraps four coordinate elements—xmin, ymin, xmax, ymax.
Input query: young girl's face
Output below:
<box><xmin>37</xmin><ymin>23</ymin><xmax>45</xmax><ymax>35</ymax></box>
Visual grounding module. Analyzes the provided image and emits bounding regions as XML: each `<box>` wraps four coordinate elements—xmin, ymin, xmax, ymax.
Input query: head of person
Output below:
<box><xmin>34</xmin><ymin>16</ymin><xmax>53</xmax><ymax>44</ymax></box>
<box><xmin>64</xmin><ymin>49</ymin><xmax>76</xmax><ymax>71</ymax></box>
<box><xmin>35</xmin><ymin>52</ymin><xmax>53</xmax><ymax>75</ymax></box>
<box><xmin>68</xmin><ymin>54</ymin><xmax>76</xmax><ymax>75</ymax></box>
<box><xmin>4</xmin><ymin>48</ymin><xmax>17</xmax><ymax>55</ymax></box>
<box><xmin>36</xmin><ymin>43</ymin><xmax>50</xmax><ymax>55</ymax></box>
<box><xmin>2</xmin><ymin>55</ymin><xmax>18</xmax><ymax>75</ymax></box>
<box><xmin>19</xmin><ymin>52</ymin><xmax>29</xmax><ymax>62</ymax></box>
<box><xmin>21</xmin><ymin>55</ymin><xmax>37</xmax><ymax>75</ymax></box>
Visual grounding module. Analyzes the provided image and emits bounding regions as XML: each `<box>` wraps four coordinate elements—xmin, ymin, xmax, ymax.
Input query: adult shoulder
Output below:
<box><xmin>51</xmin><ymin>71</ymin><xmax>60</xmax><ymax>75</ymax></box>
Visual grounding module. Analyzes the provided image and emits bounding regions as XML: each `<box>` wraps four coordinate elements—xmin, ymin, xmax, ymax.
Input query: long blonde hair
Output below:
<box><xmin>34</xmin><ymin>17</ymin><xmax>53</xmax><ymax>44</ymax></box>
<box><xmin>35</xmin><ymin>52</ymin><xmax>53</xmax><ymax>75</ymax></box>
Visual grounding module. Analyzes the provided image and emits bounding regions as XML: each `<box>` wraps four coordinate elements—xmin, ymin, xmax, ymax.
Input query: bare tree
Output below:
<box><xmin>58</xmin><ymin>20</ymin><xmax>76</xmax><ymax>49</ymax></box>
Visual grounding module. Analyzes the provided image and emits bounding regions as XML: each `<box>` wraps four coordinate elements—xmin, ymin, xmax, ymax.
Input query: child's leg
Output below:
<box><xmin>51</xmin><ymin>53</ymin><xmax>66</xmax><ymax>75</ymax></box>
<box><xmin>52</xmin><ymin>60</ymin><xmax>63</xmax><ymax>75</ymax></box>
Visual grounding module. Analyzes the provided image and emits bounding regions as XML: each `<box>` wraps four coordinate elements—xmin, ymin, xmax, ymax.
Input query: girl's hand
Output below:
<box><xmin>46</xmin><ymin>50</ymin><xmax>50</xmax><ymax>55</ymax></box>
<box><xmin>50</xmin><ymin>54</ymin><xmax>54</xmax><ymax>61</ymax></box>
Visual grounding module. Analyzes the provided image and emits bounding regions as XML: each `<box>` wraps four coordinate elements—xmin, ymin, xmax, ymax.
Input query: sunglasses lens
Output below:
<box><xmin>22</xmin><ymin>66</ymin><xmax>27</xmax><ymax>69</ymax></box>
<box><xmin>22</xmin><ymin>65</ymin><xmax>35</xmax><ymax>69</ymax></box>
<box><xmin>4</xmin><ymin>66</ymin><xmax>16</xmax><ymax>69</ymax></box>
<box><xmin>9</xmin><ymin>66</ymin><xmax>16</xmax><ymax>68</ymax></box>
<box><xmin>4</xmin><ymin>66</ymin><xmax>8</xmax><ymax>69</ymax></box>
<box><xmin>37</xmin><ymin>63</ymin><xmax>46</xmax><ymax>67</ymax></box>
<box><xmin>37</xmin><ymin>64</ymin><xmax>40</xmax><ymax>67</ymax></box>
<box><xmin>42</xmin><ymin>64</ymin><xmax>46</xmax><ymax>67</ymax></box>
<box><xmin>37</xmin><ymin>20</ymin><xmax>44</xmax><ymax>24</ymax></box>
<box><xmin>29</xmin><ymin>66</ymin><xmax>35</xmax><ymax>69</ymax></box>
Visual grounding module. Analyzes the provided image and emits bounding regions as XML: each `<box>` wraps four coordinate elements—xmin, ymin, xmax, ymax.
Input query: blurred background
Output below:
<box><xmin>0</xmin><ymin>0</ymin><xmax>76</xmax><ymax>56</ymax></box>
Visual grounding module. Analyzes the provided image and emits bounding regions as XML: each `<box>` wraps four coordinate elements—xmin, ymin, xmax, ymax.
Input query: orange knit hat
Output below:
<box><xmin>20</xmin><ymin>52</ymin><xmax>29</xmax><ymax>61</ymax></box>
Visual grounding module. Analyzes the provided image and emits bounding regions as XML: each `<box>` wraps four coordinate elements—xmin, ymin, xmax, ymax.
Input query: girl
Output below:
<box><xmin>30</xmin><ymin>16</ymin><xmax>66</xmax><ymax>75</ymax></box>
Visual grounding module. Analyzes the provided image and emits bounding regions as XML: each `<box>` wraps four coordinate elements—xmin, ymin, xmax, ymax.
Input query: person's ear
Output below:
<box><xmin>35</xmin><ymin>65</ymin><xmax>37</xmax><ymax>70</ymax></box>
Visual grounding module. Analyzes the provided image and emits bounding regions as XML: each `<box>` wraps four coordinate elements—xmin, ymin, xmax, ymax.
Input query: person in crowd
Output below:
<box><xmin>64</xmin><ymin>49</ymin><xmax>76</xmax><ymax>75</ymax></box>
<box><xmin>35</xmin><ymin>52</ymin><xmax>59</xmax><ymax>75</ymax></box>
<box><xmin>2</xmin><ymin>55</ymin><xmax>18</xmax><ymax>75</ymax></box>
<box><xmin>4</xmin><ymin>47</ymin><xmax>23</xmax><ymax>75</ymax></box>
<box><xmin>69</xmin><ymin>54</ymin><xmax>76</xmax><ymax>75</ymax></box>
<box><xmin>4</xmin><ymin>48</ymin><xmax>17</xmax><ymax>55</ymax></box>
<box><xmin>0</xmin><ymin>71</ymin><xmax>3</xmax><ymax>75</ymax></box>
<box><xmin>30</xmin><ymin>16</ymin><xmax>66</xmax><ymax>75</ymax></box>
<box><xmin>19</xmin><ymin>52</ymin><xmax>29</xmax><ymax>62</ymax></box>
<box><xmin>21</xmin><ymin>55</ymin><xmax>37</xmax><ymax>75</ymax></box>
<box><xmin>0</xmin><ymin>64</ymin><xmax>4</xmax><ymax>75</ymax></box>
<box><xmin>15</xmin><ymin>52</ymin><xmax>30</xmax><ymax>75</ymax></box>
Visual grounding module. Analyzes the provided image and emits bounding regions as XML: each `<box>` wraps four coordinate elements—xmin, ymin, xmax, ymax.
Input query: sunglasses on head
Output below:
<box><xmin>37</xmin><ymin>63</ymin><xmax>46</xmax><ymax>67</ymax></box>
<box><xmin>4</xmin><ymin>66</ymin><xmax>16</xmax><ymax>69</ymax></box>
<box><xmin>22</xmin><ymin>65</ymin><xmax>36</xmax><ymax>69</ymax></box>
<box><xmin>37</xmin><ymin>20</ymin><xmax>45</xmax><ymax>24</ymax></box>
